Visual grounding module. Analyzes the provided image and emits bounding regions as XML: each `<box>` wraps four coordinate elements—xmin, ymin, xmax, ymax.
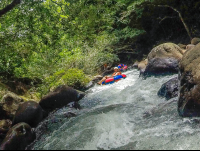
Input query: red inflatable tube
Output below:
<box><xmin>105</xmin><ymin>78</ymin><xmax>114</xmax><ymax>83</ymax></box>
<box><xmin>122</xmin><ymin>74</ymin><xmax>127</xmax><ymax>78</ymax></box>
<box><xmin>102</xmin><ymin>74</ymin><xmax>127</xmax><ymax>85</ymax></box>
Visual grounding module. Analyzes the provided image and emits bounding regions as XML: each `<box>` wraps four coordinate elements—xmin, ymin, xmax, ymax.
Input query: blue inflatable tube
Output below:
<box><xmin>102</xmin><ymin>74</ymin><xmax>127</xmax><ymax>85</ymax></box>
<box><xmin>114</xmin><ymin>75</ymin><xmax>123</xmax><ymax>80</ymax></box>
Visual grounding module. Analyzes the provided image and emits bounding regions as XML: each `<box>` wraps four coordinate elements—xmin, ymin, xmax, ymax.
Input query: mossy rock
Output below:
<box><xmin>0</xmin><ymin>92</ymin><xmax>24</xmax><ymax>120</ymax></box>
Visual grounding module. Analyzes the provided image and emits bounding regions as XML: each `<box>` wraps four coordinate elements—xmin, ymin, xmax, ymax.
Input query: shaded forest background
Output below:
<box><xmin>0</xmin><ymin>0</ymin><xmax>199</xmax><ymax>99</ymax></box>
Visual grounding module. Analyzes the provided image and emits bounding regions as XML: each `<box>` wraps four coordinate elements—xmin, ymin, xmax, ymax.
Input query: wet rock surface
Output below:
<box><xmin>158</xmin><ymin>77</ymin><xmax>179</xmax><ymax>100</ymax></box>
<box><xmin>0</xmin><ymin>123</ymin><xmax>36</xmax><ymax>150</ymax></box>
<box><xmin>39</xmin><ymin>85</ymin><xmax>85</xmax><ymax>113</ymax></box>
<box><xmin>13</xmin><ymin>101</ymin><xmax>43</xmax><ymax>127</ymax></box>
<box><xmin>143</xmin><ymin>43</ymin><xmax>185</xmax><ymax>76</ymax></box>
<box><xmin>144</xmin><ymin>58</ymin><xmax>179</xmax><ymax>76</ymax></box>
<box><xmin>179</xmin><ymin>43</ymin><xmax>200</xmax><ymax>117</ymax></box>
<box><xmin>26</xmin><ymin>110</ymin><xmax>77</xmax><ymax>150</ymax></box>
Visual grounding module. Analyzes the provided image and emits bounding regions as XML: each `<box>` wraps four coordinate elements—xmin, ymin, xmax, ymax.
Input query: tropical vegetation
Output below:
<box><xmin>0</xmin><ymin>0</ymin><xmax>199</xmax><ymax>98</ymax></box>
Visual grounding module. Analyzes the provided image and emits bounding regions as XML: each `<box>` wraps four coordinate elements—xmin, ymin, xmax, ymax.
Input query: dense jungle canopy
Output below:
<box><xmin>0</xmin><ymin>0</ymin><xmax>200</xmax><ymax>97</ymax></box>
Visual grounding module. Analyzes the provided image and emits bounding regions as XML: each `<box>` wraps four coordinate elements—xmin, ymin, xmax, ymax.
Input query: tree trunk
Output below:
<box><xmin>157</xmin><ymin>5</ymin><xmax>192</xmax><ymax>41</ymax></box>
<box><xmin>0</xmin><ymin>0</ymin><xmax>21</xmax><ymax>18</ymax></box>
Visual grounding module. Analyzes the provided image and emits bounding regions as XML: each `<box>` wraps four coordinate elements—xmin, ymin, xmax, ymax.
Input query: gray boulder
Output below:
<box><xmin>158</xmin><ymin>77</ymin><xmax>179</xmax><ymax>100</ymax></box>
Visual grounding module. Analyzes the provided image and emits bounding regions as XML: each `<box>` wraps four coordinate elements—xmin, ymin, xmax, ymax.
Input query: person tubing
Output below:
<box><xmin>102</xmin><ymin>74</ymin><xmax>127</xmax><ymax>85</ymax></box>
<box><xmin>118</xmin><ymin>64</ymin><xmax>128</xmax><ymax>71</ymax></box>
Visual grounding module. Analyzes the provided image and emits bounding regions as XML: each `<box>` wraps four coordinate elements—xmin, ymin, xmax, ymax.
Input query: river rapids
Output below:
<box><xmin>32</xmin><ymin>69</ymin><xmax>200</xmax><ymax>150</ymax></box>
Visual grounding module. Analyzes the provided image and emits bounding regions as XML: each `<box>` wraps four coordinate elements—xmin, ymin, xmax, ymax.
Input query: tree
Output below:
<box><xmin>0</xmin><ymin>0</ymin><xmax>21</xmax><ymax>18</ymax></box>
<box><xmin>156</xmin><ymin>5</ymin><xmax>192</xmax><ymax>40</ymax></box>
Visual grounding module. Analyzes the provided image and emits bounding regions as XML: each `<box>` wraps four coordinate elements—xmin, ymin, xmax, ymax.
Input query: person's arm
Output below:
<box><xmin>111</xmin><ymin>72</ymin><xmax>115</xmax><ymax>76</ymax></box>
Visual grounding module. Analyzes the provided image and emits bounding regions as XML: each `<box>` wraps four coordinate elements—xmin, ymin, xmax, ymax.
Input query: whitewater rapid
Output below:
<box><xmin>32</xmin><ymin>69</ymin><xmax>200</xmax><ymax>150</ymax></box>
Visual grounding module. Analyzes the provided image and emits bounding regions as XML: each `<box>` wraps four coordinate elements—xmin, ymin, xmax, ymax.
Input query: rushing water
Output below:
<box><xmin>33</xmin><ymin>69</ymin><xmax>200</xmax><ymax>150</ymax></box>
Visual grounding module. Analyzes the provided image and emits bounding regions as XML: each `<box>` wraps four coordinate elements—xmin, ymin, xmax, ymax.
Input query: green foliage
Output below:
<box><xmin>56</xmin><ymin>68</ymin><xmax>90</xmax><ymax>89</ymax></box>
<box><xmin>4</xmin><ymin>0</ymin><xmax>195</xmax><ymax>96</ymax></box>
<box><xmin>114</xmin><ymin>27</ymin><xmax>146</xmax><ymax>41</ymax></box>
<box><xmin>39</xmin><ymin>68</ymin><xmax>91</xmax><ymax>96</ymax></box>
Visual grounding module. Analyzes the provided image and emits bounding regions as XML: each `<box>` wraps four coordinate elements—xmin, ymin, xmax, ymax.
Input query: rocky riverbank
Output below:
<box><xmin>0</xmin><ymin>85</ymin><xmax>85</xmax><ymax>150</ymax></box>
<box><xmin>1</xmin><ymin>37</ymin><xmax>200</xmax><ymax>150</ymax></box>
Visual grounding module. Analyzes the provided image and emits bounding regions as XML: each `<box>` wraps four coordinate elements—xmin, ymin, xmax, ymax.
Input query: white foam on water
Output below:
<box><xmin>33</xmin><ymin>69</ymin><xmax>200</xmax><ymax>150</ymax></box>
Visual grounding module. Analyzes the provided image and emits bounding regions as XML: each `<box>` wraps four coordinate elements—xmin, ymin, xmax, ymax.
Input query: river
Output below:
<box><xmin>32</xmin><ymin>69</ymin><xmax>200</xmax><ymax>150</ymax></box>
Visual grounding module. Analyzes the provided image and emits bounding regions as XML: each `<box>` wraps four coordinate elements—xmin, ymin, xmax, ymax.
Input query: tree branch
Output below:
<box><xmin>155</xmin><ymin>5</ymin><xmax>192</xmax><ymax>40</ymax></box>
<box><xmin>158</xmin><ymin>16</ymin><xmax>177</xmax><ymax>24</ymax></box>
<box><xmin>0</xmin><ymin>0</ymin><xmax>21</xmax><ymax>18</ymax></box>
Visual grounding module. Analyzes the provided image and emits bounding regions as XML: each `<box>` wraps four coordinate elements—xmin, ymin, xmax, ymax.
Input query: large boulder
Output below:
<box><xmin>178</xmin><ymin>43</ymin><xmax>200</xmax><ymax>117</ymax></box>
<box><xmin>0</xmin><ymin>120</ymin><xmax>12</xmax><ymax>139</ymax></box>
<box><xmin>13</xmin><ymin>101</ymin><xmax>43</xmax><ymax>127</ymax></box>
<box><xmin>191</xmin><ymin>37</ymin><xmax>200</xmax><ymax>45</ymax></box>
<box><xmin>0</xmin><ymin>123</ymin><xmax>36</xmax><ymax>150</ymax></box>
<box><xmin>0</xmin><ymin>93</ymin><xmax>24</xmax><ymax>120</ymax></box>
<box><xmin>158</xmin><ymin>77</ymin><xmax>179</xmax><ymax>100</ymax></box>
<box><xmin>143</xmin><ymin>43</ymin><xmax>185</xmax><ymax>76</ymax></box>
<box><xmin>39</xmin><ymin>85</ymin><xmax>85</xmax><ymax>113</ymax></box>
<box><xmin>186</xmin><ymin>44</ymin><xmax>195</xmax><ymax>51</ymax></box>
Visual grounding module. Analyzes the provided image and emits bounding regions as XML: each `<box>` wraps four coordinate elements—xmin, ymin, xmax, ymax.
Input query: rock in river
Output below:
<box><xmin>178</xmin><ymin>43</ymin><xmax>200</xmax><ymax>117</ymax></box>
<box><xmin>13</xmin><ymin>101</ymin><xmax>43</xmax><ymax>127</ymax></box>
<box><xmin>158</xmin><ymin>77</ymin><xmax>179</xmax><ymax>100</ymax></box>
<box><xmin>143</xmin><ymin>43</ymin><xmax>185</xmax><ymax>76</ymax></box>
<box><xmin>39</xmin><ymin>85</ymin><xmax>85</xmax><ymax>113</ymax></box>
<box><xmin>0</xmin><ymin>123</ymin><xmax>36</xmax><ymax>150</ymax></box>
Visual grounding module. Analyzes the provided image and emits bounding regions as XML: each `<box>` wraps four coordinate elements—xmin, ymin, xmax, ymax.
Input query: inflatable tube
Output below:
<box><xmin>123</xmin><ymin>65</ymin><xmax>128</xmax><ymax>70</ymax></box>
<box><xmin>102</xmin><ymin>74</ymin><xmax>127</xmax><ymax>85</ymax></box>
<box><xmin>122</xmin><ymin>74</ymin><xmax>127</xmax><ymax>78</ymax></box>
<box><xmin>118</xmin><ymin>64</ymin><xmax>128</xmax><ymax>71</ymax></box>
<box><xmin>106</xmin><ymin>78</ymin><xmax>114</xmax><ymax>83</ymax></box>
<box><xmin>114</xmin><ymin>75</ymin><xmax>123</xmax><ymax>81</ymax></box>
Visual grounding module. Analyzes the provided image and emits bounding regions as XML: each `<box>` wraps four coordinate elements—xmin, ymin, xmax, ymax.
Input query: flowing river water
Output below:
<box><xmin>32</xmin><ymin>69</ymin><xmax>200</xmax><ymax>150</ymax></box>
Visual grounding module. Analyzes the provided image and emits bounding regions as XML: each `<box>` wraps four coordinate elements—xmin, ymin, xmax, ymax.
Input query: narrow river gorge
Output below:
<box><xmin>32</xmin><ymin>69</ymin><xmax>200</xmax><ymax>150</ymax></box>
